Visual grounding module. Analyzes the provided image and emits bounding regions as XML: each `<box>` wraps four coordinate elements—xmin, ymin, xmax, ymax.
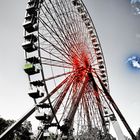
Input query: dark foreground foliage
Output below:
<box><xmin>0</xmin><ymin>116</ymin><xmax>32</xmax><ymax>140</ymax></box>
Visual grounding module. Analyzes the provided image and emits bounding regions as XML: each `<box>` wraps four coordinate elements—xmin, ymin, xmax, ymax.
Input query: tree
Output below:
<box><xmin>0</xmin><ymin>117</ymin><xmax>15</xmax><ymax>139</ymax></box>
<box><xmin>0</xmin><ymin>116</ymin><xmax>32</xmax><ymax>140</ymax></box>
<box><xmin>136</xmin><ymin>128</ymin><xmax>140</xmax><ymax>140</ymax></box>
<box><xmin>14</xmin><ymin>121</ymin><xmax>32</xmax><ymax>140</ymax></box>
<box><xmin>77</xmin><ymin>127</ymin><xmax>116</xmax><ymax>140</ymax></box>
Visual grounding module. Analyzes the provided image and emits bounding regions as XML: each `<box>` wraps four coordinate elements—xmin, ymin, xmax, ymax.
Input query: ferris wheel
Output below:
<box><xmin>0</xmin><ymin>0</ymin><xmax>136</xmax><ymax>140</ymax></box>
<box><xmin>22</xmin><ymin>0</ymin><xmax>136</xmax><ymax>139</ymax></box>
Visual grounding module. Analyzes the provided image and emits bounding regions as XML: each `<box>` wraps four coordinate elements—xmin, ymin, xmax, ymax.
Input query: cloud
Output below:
<box><xmin>127</xmin><ymin>56</ymin><xmax>136</xmax><ymax>61</ymax></box>
<box><xmin>127</xmin><ymin>56</ymin><xmax>140</xmax><ymax>69</ymax></box>
<box><xmin>131</xmin><ymin>60</ymin><xmax>140</xmax><ymax>68</ymax></box>
<box><xmin>131</xmin><ymin>0</ymin><xmax>140</xmax><ymax>4</ymax></box>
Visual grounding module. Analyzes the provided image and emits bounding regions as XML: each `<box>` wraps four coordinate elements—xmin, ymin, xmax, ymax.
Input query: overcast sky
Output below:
<box><xmin>0</xmin><ymin>0</ymin><xmax>140</xmax><ymax>138</ymax></box>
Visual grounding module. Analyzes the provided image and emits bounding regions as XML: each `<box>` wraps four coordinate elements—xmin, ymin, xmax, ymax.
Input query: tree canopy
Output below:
<box><xmin>0</xmin><ymin>116</ymin><xmax>32</xmax><ymax>140</ymax></box>
<box><xmin>136</xmin><ymin>128</ymin><xmax>140</xmax><ymax>140</ymax></box>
